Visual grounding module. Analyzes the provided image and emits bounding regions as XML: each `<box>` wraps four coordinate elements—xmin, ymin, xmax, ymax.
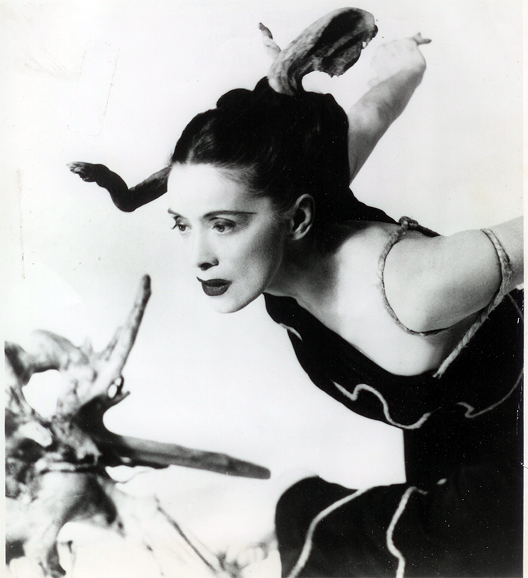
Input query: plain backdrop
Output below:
<box><xmin>1</xmin><ymin>0</ymin><xmax>523</xmax><ymax>571</ymax></box>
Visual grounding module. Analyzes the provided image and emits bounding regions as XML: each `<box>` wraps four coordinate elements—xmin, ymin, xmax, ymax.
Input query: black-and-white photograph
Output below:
<box><xmin>2</xmin><ymin>1</ymin><xmax>523</xmax><ymax>577</ymax></box>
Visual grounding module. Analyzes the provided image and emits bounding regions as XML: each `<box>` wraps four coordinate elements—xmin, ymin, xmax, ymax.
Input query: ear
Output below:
<box><xmin>288</xmin><ymin>194</ymin><xmax>315</xmax><ymax>240</ymax></box>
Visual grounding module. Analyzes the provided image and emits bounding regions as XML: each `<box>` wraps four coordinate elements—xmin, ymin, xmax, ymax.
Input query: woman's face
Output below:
<box><xmin>167</xmin><ymin>163</ymin><xmax>288</xmax><ymax>313</ymax></box>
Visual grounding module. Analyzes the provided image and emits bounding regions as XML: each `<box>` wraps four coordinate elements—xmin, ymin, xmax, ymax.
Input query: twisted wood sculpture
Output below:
<box><xmin>5</xmin><ymin>275</ymin><xmax>270</xmax><ymax>577</ymax></box>
<box><xmin>68</xmin><ymin>7</ymin><xmax>377</xmax><ymax>211</ymax></box>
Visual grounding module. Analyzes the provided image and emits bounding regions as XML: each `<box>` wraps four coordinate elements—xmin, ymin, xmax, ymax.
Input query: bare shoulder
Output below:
<box><xmin>337</xmin><ymin>220</ymin><xmax>400</xmax><ymax>261</ymax></box>
<box><xmin>383</xmin><ymin>230</ymin><xmax>502</xmax><ymax>333</ymax></box>
<box><xmin>333</xmin><ymin>221</ymin><xmax>403</xmax><ymax>296</ymax></box>
<box><xmin>333</xmin><ymin>220</ymin><xmax>401</xmax><ymax>309</ymax></box>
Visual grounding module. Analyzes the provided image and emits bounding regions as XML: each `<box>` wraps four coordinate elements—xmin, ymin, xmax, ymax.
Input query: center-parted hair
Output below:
<box><xmin>171</xmin><ymin>77</ymin><xmax>395</xmax><ymax>228</ymax></box>
<box><xmin>171</xmin><ymin>78</ymin><xmax>353</xmax><ymax>225</ymax></box>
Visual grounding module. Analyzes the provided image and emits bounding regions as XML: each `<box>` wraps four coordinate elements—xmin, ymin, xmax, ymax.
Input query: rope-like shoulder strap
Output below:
<box><xmin>433</xmin><ymin>228</ymin><xmax>514</xmax><ymax>378</ymax></box>
<box><xmin>379</xmin><ymin>217</ymin><xmax>442</xmax><ymax>337</ymax></box>
<box><xmin>380</xmin><ymin>219</ymin><xmax>515</xmax><ymax>378</ymax></box>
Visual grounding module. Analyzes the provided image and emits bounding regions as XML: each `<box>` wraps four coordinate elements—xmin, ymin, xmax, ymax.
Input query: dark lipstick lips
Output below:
<box><xmin>198</xmin><ymin>278</ymin><xmax>231</xmax><ymax>296</ymax></box>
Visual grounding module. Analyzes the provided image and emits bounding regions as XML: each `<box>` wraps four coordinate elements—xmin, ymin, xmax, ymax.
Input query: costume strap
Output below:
<box><xmin>379</xmin><ymin>217</ymin><xmax>442</xmax><ymax>337</ymax></box>
<box><xmin>433</xmin><ymin>228</ymin><xmax>513</xmax><ymax>378</ymax></box>
<box><xmin>380</xmin><ymin>220</ymin><xmax>514</xmax><ymax>378</ymax></box>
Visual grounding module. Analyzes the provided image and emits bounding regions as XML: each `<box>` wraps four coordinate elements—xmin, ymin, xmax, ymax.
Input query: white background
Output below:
<box><xmin>1</xmin><ymin>0</ymin><xmax>523</xmax><ymax>571</ymax></box>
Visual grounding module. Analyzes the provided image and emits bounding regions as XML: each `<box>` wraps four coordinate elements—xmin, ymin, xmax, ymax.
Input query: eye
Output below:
<box><xmin>171</xmin><ymin>217</ymin><xmax>190</xmax><ymax>233</ymax></box>
<box><xmin>213</xmin><ymin>220</ymin><xmax>235</xmax><ymax>233</ymax></box>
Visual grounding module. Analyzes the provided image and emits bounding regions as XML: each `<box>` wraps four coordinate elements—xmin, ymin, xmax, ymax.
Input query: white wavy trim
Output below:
<box><xmin>332</xmin><ymin>381</ymin><xmax>433</xmax><ymax>430</ymax></box>
<box><xmin>280</xmin><ymin>323</ymin><xmax>303</xmax><ymax>342</ymax></box>
<box><xmin>286</xmin><ymin>487</ymin><xmax>372</xmax><ymax>578</ymax></box>
<box><xmin>386</xmin><ymin>486</ymin><xmax>428</xmax><ymax>578</ymax></box>
<box><xmin>334</xmin><ymin>365</ymin><xmax>522</xmax><ymax>429</ymax></box>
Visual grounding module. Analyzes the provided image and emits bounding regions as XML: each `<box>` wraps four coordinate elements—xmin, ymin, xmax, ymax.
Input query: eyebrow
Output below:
<box><xmin>167</xmin><ymin>209</ymin><xmax>256</xmax><ymax>219</ymax></box>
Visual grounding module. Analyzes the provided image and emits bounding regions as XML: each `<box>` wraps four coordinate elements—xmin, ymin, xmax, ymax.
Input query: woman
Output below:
<box><xmin>71</xmin><ymin>10</ymin><xmax>523</xmax><ymax>577</ymax></box>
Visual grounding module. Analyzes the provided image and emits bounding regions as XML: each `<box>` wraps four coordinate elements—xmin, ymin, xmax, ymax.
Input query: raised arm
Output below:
<box><xmin>384</xmin><ymin>217</ymin><xmax>524</xmax><ymax>333</ymax></box>
<box><xmin>348</xmin><ymin>34</ymin><xmax>430</xmax><ymax>182</ymax></box>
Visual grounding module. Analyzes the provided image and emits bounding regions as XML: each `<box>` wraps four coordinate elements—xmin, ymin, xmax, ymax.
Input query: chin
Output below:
<box><xmin>207</xmin><ymin>292</ymin><xmax>261</xmax><ymax>314</ymax></box>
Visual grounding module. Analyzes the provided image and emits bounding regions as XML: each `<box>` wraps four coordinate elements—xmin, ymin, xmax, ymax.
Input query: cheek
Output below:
<box><xmin>243</xmin><ymin>225</ymin><xmax>285</xmax><ymax>277</ymax></box>
<box><xmin>174</xmin><ymin>236</ymin><xmax>193</xmax><ymax>263</ymax></box>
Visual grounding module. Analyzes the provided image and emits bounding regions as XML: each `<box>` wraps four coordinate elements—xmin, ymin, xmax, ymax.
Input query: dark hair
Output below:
<box><xmin>171</xmin><ymin>78</ymin><xmax>392</xmax><ymax>227</ymax></box>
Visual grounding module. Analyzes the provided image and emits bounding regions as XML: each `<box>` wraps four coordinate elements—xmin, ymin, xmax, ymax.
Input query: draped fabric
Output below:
<box><xmin>264</xmin><ymin>229</ymin><xmax>523</xmax><ymax>577</ymax></box>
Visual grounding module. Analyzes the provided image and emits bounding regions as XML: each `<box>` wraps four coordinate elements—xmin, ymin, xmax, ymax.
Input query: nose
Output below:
<box><xmin>191</xmin><ymin>232</ymin><xmax>218</xmax><ymax>271</ymax></box>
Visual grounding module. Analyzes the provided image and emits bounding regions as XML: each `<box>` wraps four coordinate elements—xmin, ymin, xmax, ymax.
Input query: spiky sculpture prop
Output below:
<box><xmin>5</xmin><ymin>275</ymin><xmax>269</xmax><ymax>577</ymax></box>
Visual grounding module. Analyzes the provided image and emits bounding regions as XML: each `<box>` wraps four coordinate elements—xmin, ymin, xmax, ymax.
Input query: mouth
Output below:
<box><xmin>197</xmin><ymin>278</ymin><xmax>231</xmax><ymax>297</ymax></box>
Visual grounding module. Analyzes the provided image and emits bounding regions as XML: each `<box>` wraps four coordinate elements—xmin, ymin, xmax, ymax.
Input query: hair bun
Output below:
<box><xmin>216</xmin><ymin>88</ymin><xmax>253</xmax><ymax>110</ymax></box>
<box><xmin>217</xmin><ymin>79</ymin><xmax>288</xmax><ymax>113</ymax></box>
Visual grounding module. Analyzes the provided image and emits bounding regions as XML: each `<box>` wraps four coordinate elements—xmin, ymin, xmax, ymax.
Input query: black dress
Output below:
<box><xmin>264</xmin><ymin>219</ymin><xmax>523</xmax><ymax>578</ymax></box>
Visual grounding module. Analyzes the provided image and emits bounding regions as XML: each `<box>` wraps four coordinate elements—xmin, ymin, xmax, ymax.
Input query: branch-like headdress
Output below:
<box><xmin>69</xmin><ymin>8</ymin><xmax>377</xmax><ymax>211</ymax></box>
<box><xmin>260</xmin><ymin>8</ymin><xmax>377</xmax><ymax>96</ymax></box>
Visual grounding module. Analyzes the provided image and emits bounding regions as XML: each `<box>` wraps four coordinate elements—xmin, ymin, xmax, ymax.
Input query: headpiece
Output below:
<box><xmin>69</xmin><ymin>8</ymin><xmax>378</xmax><ymax>211</ymax></box>
<box><xmin>260</xmin><ymin>8</ymin><xmax>377</xmax><ymax>95</ymax></box>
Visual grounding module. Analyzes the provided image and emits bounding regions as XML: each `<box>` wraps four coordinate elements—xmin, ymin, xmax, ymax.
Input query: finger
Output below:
<box><xmin>68</xmin><ymin>162</ymin><xmax>88</xmax><ymax>173</ymax></box>
<box><xmin>411</xmin><ymin>33</ymin><xmax>432</xmax><ymax>45</ymax></box>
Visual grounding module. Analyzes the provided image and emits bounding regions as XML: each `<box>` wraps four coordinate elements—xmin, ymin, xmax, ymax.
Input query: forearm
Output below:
<box><xmin>348</xmin><ymin>37</ymin><xmax>428</xmax><ymax>180</ymax></box>
<box><xmin>357</xmin><ymin>67</ymin><xmax>424</xmax><ymax>125</ymax></box>
<box><xmin>348</xmin><ymin>69</ymin><xmax>423</xmax><ymax>179</ymax></box>
<box><xmin>128</xmin><ymin>167</ymin><xmax>171</xmax><ymax>210</ymax></box>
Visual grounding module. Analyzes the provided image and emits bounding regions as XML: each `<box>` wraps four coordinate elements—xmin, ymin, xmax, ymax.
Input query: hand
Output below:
<box><xmin>68</xmin><ymin>161</ymin><xmax>107</xmax><ymax>183</ymax></box>
<box><xmin>68</xmin><ymin>161</ymin><xmax>131</xmax><ymax>211</ymax></box>
<box><xmin>369</xmin><ymin>34</ymin><xmax>431</xmax><ymax>87</ymax></box>
<box><xmin>68</xmin><ymin>162</ymin><xmax>169</xmax><ymax>212</ymax></box>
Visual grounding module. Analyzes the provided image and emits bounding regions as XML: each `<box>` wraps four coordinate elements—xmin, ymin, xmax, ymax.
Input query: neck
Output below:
<box><xmin>266</xmin><ymin>225</ymin><xmax>348</xmax><ymax>316</ymax></box>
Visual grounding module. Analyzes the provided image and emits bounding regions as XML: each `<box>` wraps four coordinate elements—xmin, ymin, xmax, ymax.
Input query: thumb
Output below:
<box><xmin>411</xmin><ymin>33</ymin><xmax>432</xmax><ymax>45</ymax></box>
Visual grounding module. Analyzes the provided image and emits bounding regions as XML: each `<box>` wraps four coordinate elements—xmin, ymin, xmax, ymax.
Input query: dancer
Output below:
<box><xmin>71</xmin><ymin>9</ymin><xmax>523</xmax><ymax>577</ymax></box>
